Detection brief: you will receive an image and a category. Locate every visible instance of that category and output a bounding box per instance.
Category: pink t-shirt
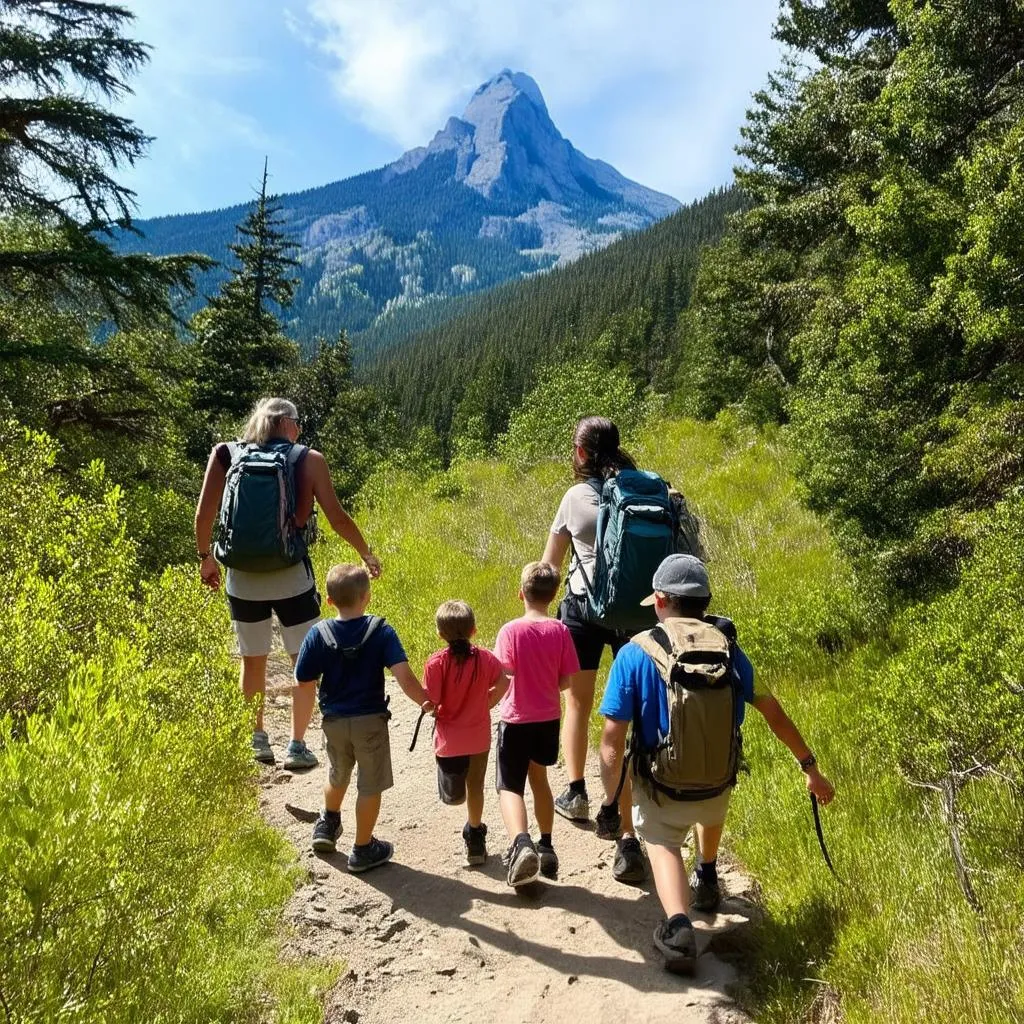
[423,646,504,757]
[494,617,580,724]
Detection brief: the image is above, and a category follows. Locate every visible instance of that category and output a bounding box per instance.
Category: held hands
[362,551,382,578]
[420,700,437,717]
[805,766,835,806]
[199,554,221,591]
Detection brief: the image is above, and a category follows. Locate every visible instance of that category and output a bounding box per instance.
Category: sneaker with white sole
[283,739,318,770]
[554,787,590,823]
[311,811,342,852]
[504,833,540,887]
[348,836,394,873]
[251,730,275,764]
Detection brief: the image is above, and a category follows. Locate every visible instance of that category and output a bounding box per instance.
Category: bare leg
[466,777,484,829]
[289,652,315,743]
[528,763,554,835]
[694,823,724,865]
[562,668,597,783]
[240,654,268,731]
[647,842,691,919]
[354,793,382,845]
[499,790,529,840]
[324,780,346,813]
[619,773,636,836]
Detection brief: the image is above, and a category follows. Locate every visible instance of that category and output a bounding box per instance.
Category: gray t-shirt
[550,482,600,597]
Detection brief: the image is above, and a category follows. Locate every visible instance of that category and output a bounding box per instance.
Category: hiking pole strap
[811,793,837,877]
[409,708,427,752]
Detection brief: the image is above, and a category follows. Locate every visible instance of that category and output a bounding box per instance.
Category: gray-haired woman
[194,396,381,767]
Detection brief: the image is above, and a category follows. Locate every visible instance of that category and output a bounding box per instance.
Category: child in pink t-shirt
[494,563,580,888]
[423,600,507,867]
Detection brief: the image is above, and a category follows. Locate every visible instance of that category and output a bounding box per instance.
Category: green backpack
[214,441,310,572]
[630,616,740,801]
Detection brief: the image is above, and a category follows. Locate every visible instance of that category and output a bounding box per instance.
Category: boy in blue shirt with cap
[595,554,835,974]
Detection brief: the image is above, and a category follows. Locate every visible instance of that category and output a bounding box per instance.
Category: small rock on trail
[260,672,756,1024]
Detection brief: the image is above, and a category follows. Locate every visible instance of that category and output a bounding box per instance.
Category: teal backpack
[572,470,681,633]
[214,441,310,572]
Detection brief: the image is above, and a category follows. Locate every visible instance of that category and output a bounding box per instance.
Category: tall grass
[316,413,1022,1023]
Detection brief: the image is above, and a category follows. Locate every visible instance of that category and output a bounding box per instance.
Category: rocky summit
[119,70,679,351]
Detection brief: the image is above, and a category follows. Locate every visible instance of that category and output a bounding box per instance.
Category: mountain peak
[465,69,548,120]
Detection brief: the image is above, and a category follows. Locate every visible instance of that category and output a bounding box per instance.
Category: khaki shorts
[633,783,733,849]
[322,713,394,796]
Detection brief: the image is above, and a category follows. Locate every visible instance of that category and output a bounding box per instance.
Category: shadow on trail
[337,858,694,995]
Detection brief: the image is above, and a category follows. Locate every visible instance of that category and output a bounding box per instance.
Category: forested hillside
[365,187,744,445]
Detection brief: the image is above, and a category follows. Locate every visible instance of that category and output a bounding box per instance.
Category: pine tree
[0,0,210,325]
[193,160,300,418]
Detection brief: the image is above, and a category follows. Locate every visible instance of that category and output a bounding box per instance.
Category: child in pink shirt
[423,600,507,866]
[494,562,580,888]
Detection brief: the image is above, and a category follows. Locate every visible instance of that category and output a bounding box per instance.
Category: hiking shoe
[689,869,722,913]
[554,787,590,823]
[348,837,394,873]
[505,833,541,887]
[653,914,697,974]
[251,730,275,764]
[594,801,622,840]
[463,822,488,866]
[311,811,342,853]
[613,835,647,884]
[537,839,559,880]
[283,739,319,770]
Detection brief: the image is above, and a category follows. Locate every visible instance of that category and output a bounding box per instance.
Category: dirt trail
[260,662,757,1024]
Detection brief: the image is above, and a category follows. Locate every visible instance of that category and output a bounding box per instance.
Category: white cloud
[299,0,782,197]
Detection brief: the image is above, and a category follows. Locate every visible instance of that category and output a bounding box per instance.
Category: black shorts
[227,586,321,627]
[495,719,560,796]
[436,751,489,805]
[558,592,629,672]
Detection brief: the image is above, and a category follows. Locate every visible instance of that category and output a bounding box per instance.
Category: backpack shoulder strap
[632,627,674,682]
[360,615,384,646]
[285,443,309,469]
[316,619,338,650]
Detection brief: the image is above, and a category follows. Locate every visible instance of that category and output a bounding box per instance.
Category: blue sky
[120,1,784,218]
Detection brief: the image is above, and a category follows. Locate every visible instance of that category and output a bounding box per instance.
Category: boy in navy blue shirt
[295,563,430,872]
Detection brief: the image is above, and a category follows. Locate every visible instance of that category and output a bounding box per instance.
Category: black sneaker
[612,835,647,884]
[505,833,540,887]
[594,801,622,840]
[463,822,488,866]
[689,869,722,913]
[554,787,590,822]
[537,839,559,880]
[311,811,342,853]
[653,914,697,974]
[348,836,394,873]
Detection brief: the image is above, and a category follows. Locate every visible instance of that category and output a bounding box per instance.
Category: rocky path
[259,664,757,1024]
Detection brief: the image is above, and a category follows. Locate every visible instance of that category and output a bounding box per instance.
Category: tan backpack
[631,617,740,801]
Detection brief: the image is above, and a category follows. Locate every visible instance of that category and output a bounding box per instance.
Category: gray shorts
[633,785,733,849]
[322,713,394,796]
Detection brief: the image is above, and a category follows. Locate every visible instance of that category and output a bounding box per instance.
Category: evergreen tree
[0,0,209,326]
[192,161,300,418]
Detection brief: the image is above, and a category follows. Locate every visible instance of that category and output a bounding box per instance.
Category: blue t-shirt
[294,616,408,718]
[599,632,758,750]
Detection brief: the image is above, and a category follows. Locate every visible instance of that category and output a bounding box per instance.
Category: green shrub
[0,423,335,1023]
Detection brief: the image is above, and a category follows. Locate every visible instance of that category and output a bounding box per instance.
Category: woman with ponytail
[423,600,508,867]
[540,415,647,884]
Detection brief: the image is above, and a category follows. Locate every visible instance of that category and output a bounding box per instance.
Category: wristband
[799,753,817,771]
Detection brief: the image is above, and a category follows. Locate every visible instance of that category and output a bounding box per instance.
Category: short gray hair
[241,397,298,445]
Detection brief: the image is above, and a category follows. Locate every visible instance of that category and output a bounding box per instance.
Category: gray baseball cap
[639,554,711,605]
